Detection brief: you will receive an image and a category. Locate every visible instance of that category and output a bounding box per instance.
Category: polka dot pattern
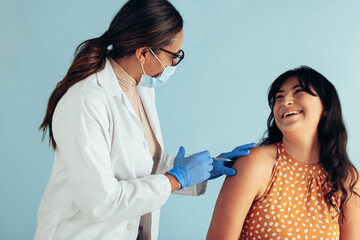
[239,142,340,240]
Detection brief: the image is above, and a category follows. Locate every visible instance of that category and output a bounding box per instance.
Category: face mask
[138,48,177,88]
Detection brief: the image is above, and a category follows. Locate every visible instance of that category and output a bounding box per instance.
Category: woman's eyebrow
[292,84,301,89]
[276,84,302,94]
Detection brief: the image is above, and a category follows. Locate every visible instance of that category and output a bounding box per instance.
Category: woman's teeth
[282,110,302,118]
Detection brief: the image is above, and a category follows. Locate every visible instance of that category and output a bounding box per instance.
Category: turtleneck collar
[109,57,137,92]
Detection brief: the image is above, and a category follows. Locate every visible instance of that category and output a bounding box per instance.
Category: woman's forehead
[280,76,299,88]
[276,76,300,92]
[168,29,184,52]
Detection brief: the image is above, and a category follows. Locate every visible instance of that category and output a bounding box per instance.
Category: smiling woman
[273,77,324,155]
[207,66,360,240]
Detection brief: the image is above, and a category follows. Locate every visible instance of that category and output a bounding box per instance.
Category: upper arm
[339,169,360,240]
[207,146,275,240]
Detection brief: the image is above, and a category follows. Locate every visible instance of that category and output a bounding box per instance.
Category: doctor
[36,0,255,239]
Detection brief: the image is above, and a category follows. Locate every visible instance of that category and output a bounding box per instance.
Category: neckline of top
[276,142,324,176]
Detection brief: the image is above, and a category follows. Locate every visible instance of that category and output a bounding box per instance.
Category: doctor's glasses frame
[159,48,185,66]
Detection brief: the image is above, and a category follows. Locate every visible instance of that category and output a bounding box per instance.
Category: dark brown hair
[260,66,359,220]
[40,0,183,149]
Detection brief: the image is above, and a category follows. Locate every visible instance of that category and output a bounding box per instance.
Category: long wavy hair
[39,0,183,149]
[260,66,359,219]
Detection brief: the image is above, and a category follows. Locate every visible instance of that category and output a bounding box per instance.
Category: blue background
[1,0,359,239]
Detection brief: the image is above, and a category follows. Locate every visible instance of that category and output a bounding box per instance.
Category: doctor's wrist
[164,173,182,192]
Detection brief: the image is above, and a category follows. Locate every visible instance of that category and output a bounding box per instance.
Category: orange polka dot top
[240,142,340,240]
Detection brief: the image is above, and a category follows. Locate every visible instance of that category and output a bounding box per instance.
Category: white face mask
[138,47,177,88]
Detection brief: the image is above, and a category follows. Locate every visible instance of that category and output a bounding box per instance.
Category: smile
[282,110,303,118]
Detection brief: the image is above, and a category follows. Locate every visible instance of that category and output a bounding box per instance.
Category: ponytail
[39,34,110,148]
[40,0,183,149]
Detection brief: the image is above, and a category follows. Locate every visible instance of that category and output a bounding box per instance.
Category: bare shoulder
[232,144,278,172]
[229,144,278,199]
[207,144,278,239]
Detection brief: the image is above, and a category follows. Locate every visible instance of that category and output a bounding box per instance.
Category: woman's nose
[283,96,294,106]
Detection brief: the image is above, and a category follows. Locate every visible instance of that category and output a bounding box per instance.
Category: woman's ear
[135,47,149,64]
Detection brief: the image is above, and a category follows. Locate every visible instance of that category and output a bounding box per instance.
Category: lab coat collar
[96,57,124,97]
[96,57,139,122]
[96,57,165,150]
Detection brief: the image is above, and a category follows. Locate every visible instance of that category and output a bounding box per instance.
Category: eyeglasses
[159,48,185,66]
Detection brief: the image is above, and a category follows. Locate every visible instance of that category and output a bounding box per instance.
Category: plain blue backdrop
[1,0,359,239]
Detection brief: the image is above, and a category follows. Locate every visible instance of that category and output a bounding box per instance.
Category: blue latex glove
[209,143,257,180]
[167,146,213,189]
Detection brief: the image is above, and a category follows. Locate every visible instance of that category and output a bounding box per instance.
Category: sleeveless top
[240,142,340,240]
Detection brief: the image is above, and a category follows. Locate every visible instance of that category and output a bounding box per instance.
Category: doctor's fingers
[233,143,256,151]
[175,146,186,158]
[207,162,214,172]
[199,163,213,179]
[218,165,236,176]
[199,154,213,165]
[191,154,213,165]
[219,143,256,159]
[191,150,211,159]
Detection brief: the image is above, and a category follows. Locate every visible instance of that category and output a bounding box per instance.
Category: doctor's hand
[166,146,213,190]
[208,142,257,180]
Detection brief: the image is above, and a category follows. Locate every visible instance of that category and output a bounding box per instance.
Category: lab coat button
[127,223,134,230]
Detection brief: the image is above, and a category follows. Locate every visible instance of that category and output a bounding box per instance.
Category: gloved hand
[167,146,213,189]
[209,143,257,180]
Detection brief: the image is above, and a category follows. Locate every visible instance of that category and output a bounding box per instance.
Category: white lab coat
[35,58,206,240]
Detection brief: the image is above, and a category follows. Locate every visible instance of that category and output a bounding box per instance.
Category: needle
[184,154,232,162]
[212,157,233,162]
